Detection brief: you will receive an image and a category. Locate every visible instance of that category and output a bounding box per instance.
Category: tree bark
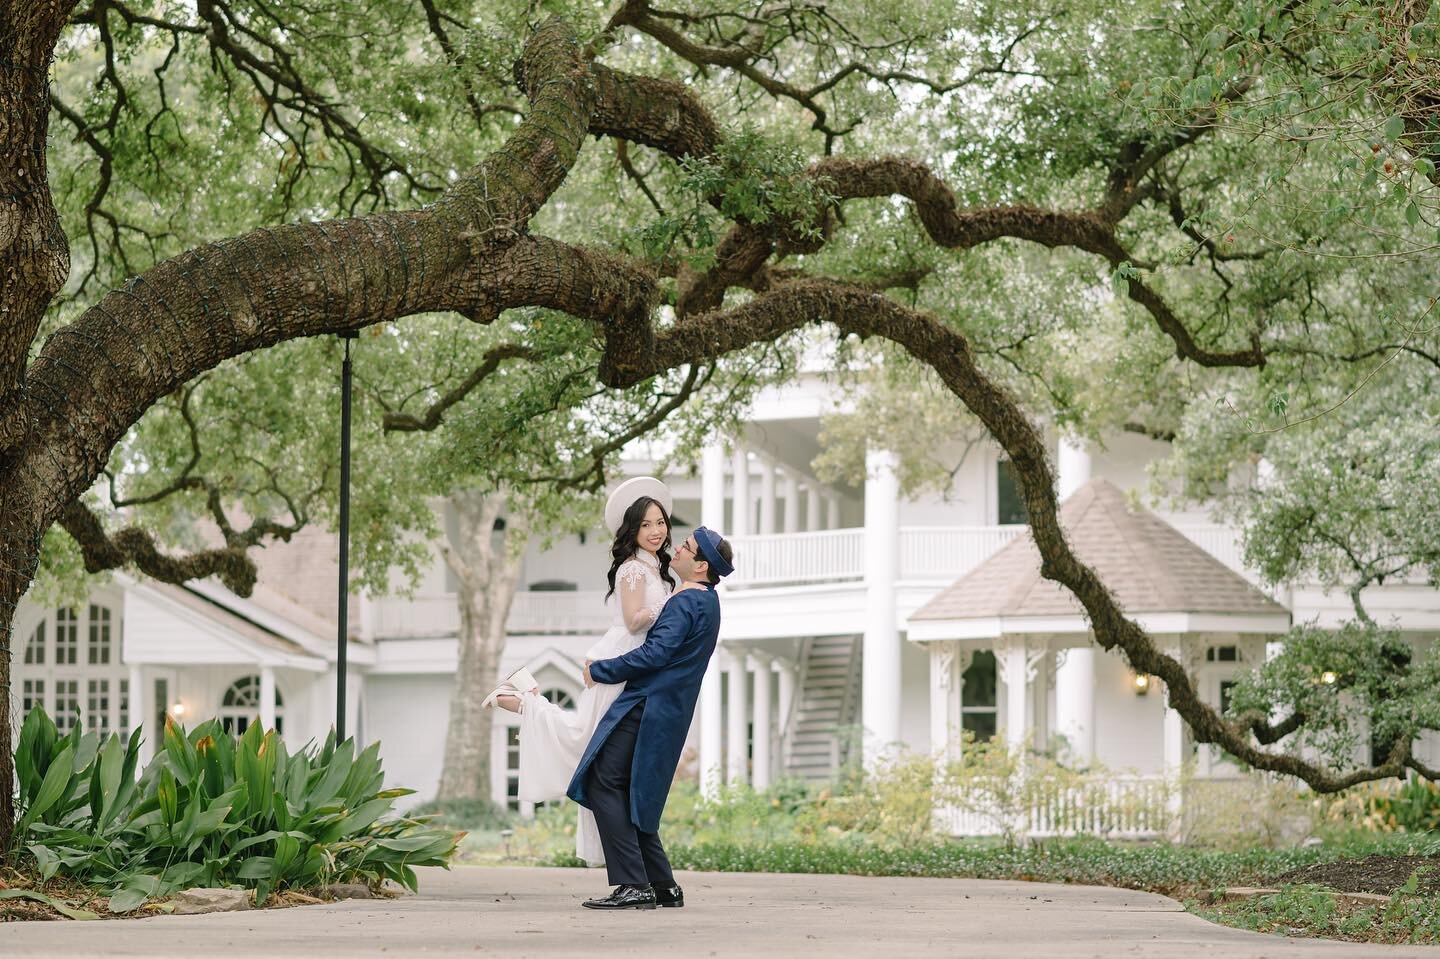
[0,1,75,454]
[435,490,529,804]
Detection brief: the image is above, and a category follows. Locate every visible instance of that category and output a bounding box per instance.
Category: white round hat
[604,476,674,535]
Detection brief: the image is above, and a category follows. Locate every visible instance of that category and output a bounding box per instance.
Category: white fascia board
[1172,612,1292,634]
[185,578,375,666]
[371,637,457,674]
[906,617,1005,641]
[122,580,326,671]
[906,610,1293,642]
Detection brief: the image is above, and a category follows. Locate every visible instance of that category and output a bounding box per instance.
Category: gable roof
[911,479,1287,624]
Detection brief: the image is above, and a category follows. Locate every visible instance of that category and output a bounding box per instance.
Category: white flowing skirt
[516,623,644,865]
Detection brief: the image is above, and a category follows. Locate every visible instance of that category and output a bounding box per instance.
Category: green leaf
[1407,202,1421,227]
[106,886,149,914]
[0,889,101,921]
[1385,115,1407,140]
[17,743,75,835]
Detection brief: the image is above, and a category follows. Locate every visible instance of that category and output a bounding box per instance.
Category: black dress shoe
[652,883,684,908]
[582,884,657,910]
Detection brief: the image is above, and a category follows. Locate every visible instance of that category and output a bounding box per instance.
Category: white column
[758,457,777,535]
[1057,435,1093,501]
[1162,642,1187,837]
[805,483,822,532]
[825,494,840,530]
[862,448,901,765]
[129,664,149,762]
[1054,646,1096,763]
[929,643,959,762]
[776,660,796,742]
[999,639,1030,751]
[700,439,727,797]
[731,445,751,537]
[702,442,726,531]
[749,654,772,791]
[780,470,799,535]
[725,652,750,786]
[259,665,277,733]
[699,666,723,798]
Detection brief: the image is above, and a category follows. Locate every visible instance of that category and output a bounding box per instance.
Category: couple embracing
[483,477,734,910]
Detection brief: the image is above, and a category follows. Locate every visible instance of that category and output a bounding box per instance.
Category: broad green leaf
[0,889,100,921]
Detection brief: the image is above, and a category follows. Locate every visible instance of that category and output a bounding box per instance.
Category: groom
[567,525,734,910]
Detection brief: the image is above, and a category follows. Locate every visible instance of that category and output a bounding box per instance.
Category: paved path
[2,866,1435,957]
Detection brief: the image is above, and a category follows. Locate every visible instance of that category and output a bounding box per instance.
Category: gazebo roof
[908,479,1289,639]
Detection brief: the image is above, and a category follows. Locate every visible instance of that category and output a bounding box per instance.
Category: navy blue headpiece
[692,526,734,578]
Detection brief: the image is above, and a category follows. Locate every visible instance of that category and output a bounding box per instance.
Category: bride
[482,476,681,865]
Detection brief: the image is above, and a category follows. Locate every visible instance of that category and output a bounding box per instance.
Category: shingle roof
[911,479,1286,622]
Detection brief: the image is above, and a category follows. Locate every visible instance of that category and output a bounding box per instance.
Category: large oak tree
[4,0,1439,846]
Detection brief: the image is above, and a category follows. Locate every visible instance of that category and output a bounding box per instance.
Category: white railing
[371,589,609,639]
[727,523,1263,590]
[1174,524,1255,581]
[939,775,1170,840]
[508,590,610,634]
[727,529,865,585]
[901,526,1026,580]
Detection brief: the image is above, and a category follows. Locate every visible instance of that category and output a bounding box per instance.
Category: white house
[13,368,1440,834]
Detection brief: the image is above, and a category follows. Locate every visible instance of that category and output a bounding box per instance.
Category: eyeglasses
[677,540,698,557]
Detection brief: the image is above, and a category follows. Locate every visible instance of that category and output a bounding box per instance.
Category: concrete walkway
[2,866,1435,958]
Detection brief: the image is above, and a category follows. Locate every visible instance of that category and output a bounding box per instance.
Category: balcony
[371,589,610,639]
[726,523,1256,590]
[367,523,1257,640]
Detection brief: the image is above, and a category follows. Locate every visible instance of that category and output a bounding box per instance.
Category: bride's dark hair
[606,496,676,599]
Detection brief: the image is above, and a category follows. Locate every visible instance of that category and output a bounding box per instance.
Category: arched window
[541,687,575,709]
[23,620,44,665]
[54,607,78,665]
[219,675,285,736]
[16,604,127,735]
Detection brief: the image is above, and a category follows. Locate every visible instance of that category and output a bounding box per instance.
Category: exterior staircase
[781,635,862,782]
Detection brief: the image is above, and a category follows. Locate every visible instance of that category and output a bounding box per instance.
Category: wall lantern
[1132,672,1151,696]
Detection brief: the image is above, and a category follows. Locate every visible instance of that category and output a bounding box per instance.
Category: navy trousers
[585,702,674,887]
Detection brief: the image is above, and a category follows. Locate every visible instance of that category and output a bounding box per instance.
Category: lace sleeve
[618,561,663,632]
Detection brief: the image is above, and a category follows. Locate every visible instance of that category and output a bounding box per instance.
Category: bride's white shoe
[482,666,540,710]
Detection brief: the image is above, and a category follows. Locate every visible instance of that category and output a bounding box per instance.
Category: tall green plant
[9,707,459,911]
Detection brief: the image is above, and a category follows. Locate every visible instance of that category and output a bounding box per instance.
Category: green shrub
[663,833,1438,895]
[1325,776,1440,834]
[8,706,461,911]
[1178,771,1318,849]
[410,796,514,832]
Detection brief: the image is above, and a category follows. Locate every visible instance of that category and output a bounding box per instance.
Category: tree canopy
[4,0,1440,843]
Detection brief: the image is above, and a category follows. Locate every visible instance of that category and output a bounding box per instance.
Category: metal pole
[336,332,357,740]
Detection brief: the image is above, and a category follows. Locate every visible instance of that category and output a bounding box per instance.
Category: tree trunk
[435,490,528,804]
[0,470,47,849]
[0,1,74,452]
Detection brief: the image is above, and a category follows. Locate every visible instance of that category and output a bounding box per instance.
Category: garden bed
[1272,854,1440,896]
[0,865,397,922]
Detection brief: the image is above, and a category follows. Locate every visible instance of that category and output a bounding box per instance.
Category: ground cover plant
[5,707,460,916]
[474,751,1440,943]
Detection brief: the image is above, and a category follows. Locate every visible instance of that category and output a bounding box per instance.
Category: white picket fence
[938,775,1171,840]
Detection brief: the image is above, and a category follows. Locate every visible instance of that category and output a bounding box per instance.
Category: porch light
[1132,673,1151,695]
[1320,670,1338,685]
[170,702,187,718]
